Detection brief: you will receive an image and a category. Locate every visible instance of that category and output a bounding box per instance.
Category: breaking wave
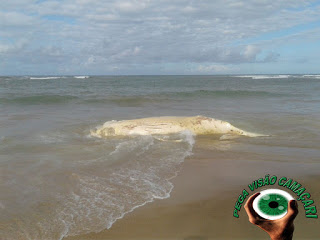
[29,76,66,80]
[74,76,89,79]
[234,75,291,79]
[302,75,320,79]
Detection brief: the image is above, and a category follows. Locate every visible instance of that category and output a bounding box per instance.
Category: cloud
[0,0,320,74]
[114,1,148,12]
[0,11,36,26]
[262,51,280,62]
[243,45,261,60]
[0,38,29,54]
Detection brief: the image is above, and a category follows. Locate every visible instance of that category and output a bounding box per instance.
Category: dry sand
[65,139,320,240]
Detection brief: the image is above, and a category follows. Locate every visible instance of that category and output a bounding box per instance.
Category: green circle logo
[253,189,294,220]
[258,193,288,216]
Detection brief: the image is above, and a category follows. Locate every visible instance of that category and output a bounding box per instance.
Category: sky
[1,0,320,75]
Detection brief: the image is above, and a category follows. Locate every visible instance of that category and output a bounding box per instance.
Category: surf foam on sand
[2,116,264,240]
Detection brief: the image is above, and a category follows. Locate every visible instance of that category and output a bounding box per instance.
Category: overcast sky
[1,0,320,75]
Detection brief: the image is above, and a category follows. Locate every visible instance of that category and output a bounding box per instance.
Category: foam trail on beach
[1,131,195,240]
[61,132,194,238]
[91,116,265,138]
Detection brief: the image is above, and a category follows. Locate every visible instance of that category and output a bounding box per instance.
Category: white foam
[74,76,89,79]
[302,74,320,79]
[55,133,195,238]
[109,135,154,156]
[29,76,64,80]
[4,117,262,240]
[234,75,290,79]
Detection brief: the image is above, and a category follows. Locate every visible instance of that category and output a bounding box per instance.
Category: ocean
[1,75,320,239]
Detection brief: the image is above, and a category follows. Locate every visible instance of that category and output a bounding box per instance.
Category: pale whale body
[91,116,264,138]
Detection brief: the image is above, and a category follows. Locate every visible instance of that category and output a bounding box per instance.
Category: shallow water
[0,75,320,239]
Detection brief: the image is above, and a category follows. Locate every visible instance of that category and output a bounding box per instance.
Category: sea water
[1,75,320,239]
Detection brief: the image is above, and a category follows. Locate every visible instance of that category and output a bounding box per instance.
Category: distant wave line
[0,95,78,104]
[29,76,66,80]
[234,75,291,79]
[74,76,89,79]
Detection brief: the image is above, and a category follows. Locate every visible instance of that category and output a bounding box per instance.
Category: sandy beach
[65,138,320,240]
[2,75,320,239]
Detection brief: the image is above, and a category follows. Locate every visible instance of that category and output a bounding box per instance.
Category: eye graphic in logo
[253,189,294,220]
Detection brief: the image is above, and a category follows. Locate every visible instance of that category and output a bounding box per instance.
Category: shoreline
[65,142,320,240]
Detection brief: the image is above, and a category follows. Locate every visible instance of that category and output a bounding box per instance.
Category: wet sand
[65,139,320,240]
